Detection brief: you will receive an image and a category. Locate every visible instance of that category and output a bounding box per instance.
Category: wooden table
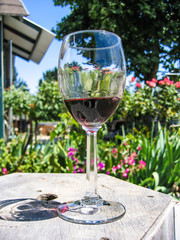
[0,173,178,240]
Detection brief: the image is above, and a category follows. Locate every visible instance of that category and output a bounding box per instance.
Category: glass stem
[85,130,98,199]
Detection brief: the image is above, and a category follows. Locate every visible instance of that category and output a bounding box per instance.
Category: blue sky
[15,0,71,93]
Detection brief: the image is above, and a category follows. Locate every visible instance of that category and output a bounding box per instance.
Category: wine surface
[65,97,120,128]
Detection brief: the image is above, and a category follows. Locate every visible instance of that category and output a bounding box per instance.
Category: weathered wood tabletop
[0,173,177,240]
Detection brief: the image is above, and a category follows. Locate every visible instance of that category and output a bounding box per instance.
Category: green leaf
[152,172,159,188]
[57,141,67,158]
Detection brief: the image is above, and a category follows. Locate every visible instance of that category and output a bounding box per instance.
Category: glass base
[57,197,126,224]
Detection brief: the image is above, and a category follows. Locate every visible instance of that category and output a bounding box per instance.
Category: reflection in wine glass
[57,30,126,224]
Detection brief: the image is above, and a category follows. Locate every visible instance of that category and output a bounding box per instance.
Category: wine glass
[57,30,126,224]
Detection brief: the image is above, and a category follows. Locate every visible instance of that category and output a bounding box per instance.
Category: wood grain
[0,173,176,240]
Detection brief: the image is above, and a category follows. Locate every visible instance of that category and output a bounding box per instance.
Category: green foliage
[38,67,57,86]
[4,80,65,122]
[3,85,33,117]
[2,67,180,199]
[154,84,180,123]
[138,124,180,196]
[35,80,64,121]
[52,0,180,80]
[115,78,180,131]
[1,121,179,198]
[97,123,180,198]
[13,67,28,89]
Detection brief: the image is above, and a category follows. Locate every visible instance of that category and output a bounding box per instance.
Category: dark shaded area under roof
[0,0,29,16]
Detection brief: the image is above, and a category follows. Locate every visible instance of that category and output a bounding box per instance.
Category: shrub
[115,77,180,131]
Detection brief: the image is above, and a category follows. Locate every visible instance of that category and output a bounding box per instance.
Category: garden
[1,74,180,200]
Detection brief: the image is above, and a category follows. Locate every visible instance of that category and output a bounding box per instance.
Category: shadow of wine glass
[0,198,60,221]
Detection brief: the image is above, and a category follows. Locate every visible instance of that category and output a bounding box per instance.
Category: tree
[52,0,180,80]
[38,67,58,86]
[13,67,28,89]
[35,81,64,121]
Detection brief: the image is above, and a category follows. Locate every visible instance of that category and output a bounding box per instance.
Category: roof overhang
[3,15,55,63]
[0,0,29,17]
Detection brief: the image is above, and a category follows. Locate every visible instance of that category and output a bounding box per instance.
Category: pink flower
[130,77,136,82]
[174,82,180,89]
[98,162,105,171]
[68,148,77,158]
[131,152,137,158]
[106,171,110,175]
[112,148,118,154]
[123,142,127,146]
[122,172,128,178]
[73,171,77,173]
[68,152,75,157]
[128,159,135,165]
[137,146,142,151]
[112,147,118,158]
[77,168,83,173]
[116,164,122,169]
[68,148,75,151]
[125,168,130,173]
[128,155,135,165]
[136,82,141,88]
[139,160,146,169]
[75,158,79,164]
[112,166,117,173]
[178,98,180,101]
[2,168,7,174]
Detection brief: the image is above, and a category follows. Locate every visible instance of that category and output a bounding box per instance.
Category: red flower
[159,80,164,86]
[146,81,156,88]
[174,82,180,89]
[152,78,158,83]
[158,77,174,86]
[163,77,174,86]
[136,82,141,88]
[130,77,136,82]
[149,82,156,88]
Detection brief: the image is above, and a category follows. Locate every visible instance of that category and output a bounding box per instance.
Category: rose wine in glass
[57,30,126,224]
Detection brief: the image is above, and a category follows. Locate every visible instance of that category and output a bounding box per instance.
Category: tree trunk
[144,39,160,80]
[144,60,159,80]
